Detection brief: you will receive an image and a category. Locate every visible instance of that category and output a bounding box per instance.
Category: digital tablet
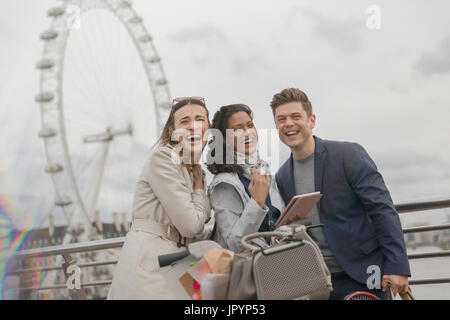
[275,192,323,227]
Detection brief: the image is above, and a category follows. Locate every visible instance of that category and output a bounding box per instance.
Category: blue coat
[275,136,411,284]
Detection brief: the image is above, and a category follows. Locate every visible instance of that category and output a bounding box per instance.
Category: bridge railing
[4,198,450,299]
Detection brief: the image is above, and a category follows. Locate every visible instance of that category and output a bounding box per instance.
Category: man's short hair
[270,88,313,117]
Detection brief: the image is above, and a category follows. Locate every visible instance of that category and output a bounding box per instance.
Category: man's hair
[270,88,313,117]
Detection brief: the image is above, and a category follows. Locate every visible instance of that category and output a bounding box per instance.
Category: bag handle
[241,231,288,251]
[388,283,416,300]
[399,287,415,300]
[240,225,314,251]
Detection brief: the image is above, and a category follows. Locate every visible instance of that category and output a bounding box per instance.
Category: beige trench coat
[107,145,210,299]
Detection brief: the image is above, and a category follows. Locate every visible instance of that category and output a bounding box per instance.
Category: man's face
[274,101,316,151]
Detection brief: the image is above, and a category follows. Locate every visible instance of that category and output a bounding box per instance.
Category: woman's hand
[192,164,204,190]
[248,168,271,208]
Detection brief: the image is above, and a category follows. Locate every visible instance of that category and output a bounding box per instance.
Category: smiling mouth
[188,135,202,143]
[285,130,300,137]
[244,137,255,145]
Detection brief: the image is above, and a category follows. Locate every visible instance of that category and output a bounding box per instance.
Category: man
[271,88,410,300]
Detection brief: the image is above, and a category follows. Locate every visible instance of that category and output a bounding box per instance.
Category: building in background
[404,216,450,250]
[3,212,130,300]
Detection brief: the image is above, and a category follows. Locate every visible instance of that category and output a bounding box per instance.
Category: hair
[206,104,253,177]
[157,98,209,147]
[270,88,313,117]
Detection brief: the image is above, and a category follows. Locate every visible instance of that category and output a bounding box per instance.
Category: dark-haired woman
[108,97,211,299]
[207,104,284,253]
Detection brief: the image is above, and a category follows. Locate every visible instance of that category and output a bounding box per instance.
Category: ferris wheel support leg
[85,141,111,234]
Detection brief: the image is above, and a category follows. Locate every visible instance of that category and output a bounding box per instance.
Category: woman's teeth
[188,135,201,142]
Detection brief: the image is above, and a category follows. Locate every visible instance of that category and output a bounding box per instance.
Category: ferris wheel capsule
[118,0,132,8]
[147,56,161,63]
[40,30,59,40]
[128,16,142,24]
[36,59,55,69]
[38,128,57,138]
[45,164,64,174]
[55,196,73,207]
[35,92,55,103]
[48,7,66,17]
[138,35,152,43]
[155,78,167,86]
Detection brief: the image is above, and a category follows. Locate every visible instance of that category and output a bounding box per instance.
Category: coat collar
[208,172,247,197]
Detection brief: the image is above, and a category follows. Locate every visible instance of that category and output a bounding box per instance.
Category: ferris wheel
[36,0,171,240]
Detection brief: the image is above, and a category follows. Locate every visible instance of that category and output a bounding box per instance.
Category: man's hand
[382,274,409,298]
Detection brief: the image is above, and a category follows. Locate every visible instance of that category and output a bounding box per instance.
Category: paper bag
[203,248,233,274]
[179,272,196,297]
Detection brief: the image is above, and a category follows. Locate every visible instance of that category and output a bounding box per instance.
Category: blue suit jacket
[275,136,411,284]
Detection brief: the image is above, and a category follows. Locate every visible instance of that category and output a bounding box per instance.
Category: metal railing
[5,198,450,298]
[5,237,124,298]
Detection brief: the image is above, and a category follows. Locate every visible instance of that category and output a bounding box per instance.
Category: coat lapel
[285,154,296,203]
[182,165,194,193]
[314,136,327,212]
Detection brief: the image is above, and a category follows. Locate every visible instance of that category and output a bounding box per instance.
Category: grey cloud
[168,23,270,75]
[169,24,230,46]
[375,149,450,186]
[372,150,450,206]
[168,24,230,69]
[291,6,363,53]
[415,35,450,75]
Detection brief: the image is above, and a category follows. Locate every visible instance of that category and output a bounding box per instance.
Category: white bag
[201,274,230,300]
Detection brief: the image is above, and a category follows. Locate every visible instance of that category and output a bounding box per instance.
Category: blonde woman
[108,97,211,299]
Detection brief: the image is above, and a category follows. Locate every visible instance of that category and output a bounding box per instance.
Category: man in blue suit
[271,88,410,300]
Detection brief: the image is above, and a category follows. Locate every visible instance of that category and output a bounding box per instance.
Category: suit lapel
[285,154,296,203]
[314,136,327,212]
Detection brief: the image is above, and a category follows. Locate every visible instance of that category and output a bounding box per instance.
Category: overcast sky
[1,0,450,230]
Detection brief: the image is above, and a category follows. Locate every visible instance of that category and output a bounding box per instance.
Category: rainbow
[0,194,54,300]
[1,193,17,299]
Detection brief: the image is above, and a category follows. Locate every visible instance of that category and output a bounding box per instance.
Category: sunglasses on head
[172,96,206,108]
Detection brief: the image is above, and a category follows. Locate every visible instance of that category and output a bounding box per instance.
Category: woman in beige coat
[107,97,211,299]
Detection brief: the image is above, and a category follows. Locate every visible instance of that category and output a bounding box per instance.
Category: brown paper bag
[179,272,196,297]
[203,248,233,274]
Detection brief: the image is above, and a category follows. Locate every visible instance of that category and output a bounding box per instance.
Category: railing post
[61,253,85,300]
